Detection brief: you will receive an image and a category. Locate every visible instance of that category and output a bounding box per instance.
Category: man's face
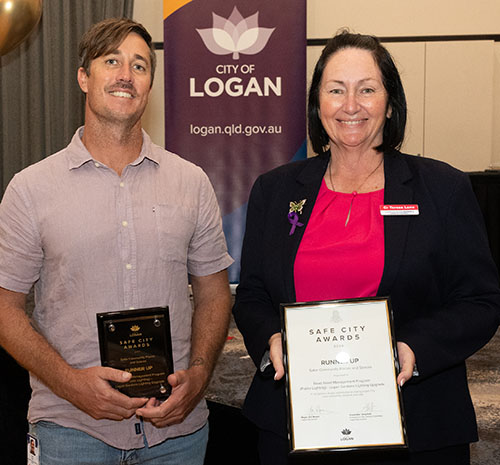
[77,32,152,126]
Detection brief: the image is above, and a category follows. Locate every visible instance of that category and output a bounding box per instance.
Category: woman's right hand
[268,332,285,380]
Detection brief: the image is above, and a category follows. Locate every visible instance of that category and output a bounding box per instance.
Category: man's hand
[61,366,148,420]
[0,287,146,421]
[136,365,208,428]
[136,269,231,429]
[397,341,416,387]
[269,332,285,381]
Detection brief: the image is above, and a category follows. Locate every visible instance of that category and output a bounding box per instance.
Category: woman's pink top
[294,179,385,302]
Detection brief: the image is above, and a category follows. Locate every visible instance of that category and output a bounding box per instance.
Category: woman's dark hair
[308,30,407,154]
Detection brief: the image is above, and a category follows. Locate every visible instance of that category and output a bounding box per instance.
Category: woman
[233,31,500,465]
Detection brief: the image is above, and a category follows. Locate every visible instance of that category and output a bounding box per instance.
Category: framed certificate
[281,297,407,454]
[97,307,174,399]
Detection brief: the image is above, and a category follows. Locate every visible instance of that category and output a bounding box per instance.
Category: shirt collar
[66,126,160,170]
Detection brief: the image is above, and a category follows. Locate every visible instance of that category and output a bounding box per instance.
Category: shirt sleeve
[187,169,233,276]
[0,174,44,293]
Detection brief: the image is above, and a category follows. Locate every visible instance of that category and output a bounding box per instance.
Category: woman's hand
[269,333,285,380]
[397,341,416,387]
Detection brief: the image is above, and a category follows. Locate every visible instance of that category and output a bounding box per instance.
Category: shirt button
[125,264,132,270]
[94,162,100,167]
[122,221,128,227]
[120,182,125,187]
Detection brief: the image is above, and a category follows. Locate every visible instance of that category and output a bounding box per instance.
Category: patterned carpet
[468,328,500,465]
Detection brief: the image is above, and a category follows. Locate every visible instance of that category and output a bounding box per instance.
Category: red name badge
[380,204,419,216]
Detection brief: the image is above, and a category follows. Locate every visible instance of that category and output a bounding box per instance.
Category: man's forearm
[0,287,147,420]
[0,287,74,398]
[189,270,232,379]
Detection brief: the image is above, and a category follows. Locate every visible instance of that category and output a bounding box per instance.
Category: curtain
[0,3,134,464]
[0,0,134,195]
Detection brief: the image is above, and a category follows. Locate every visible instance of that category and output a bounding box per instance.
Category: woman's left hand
[269,333,285,381]
[397,341,416,387]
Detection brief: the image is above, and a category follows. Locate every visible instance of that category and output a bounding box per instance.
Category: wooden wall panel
[308,0,500,38]
[386,43,425,156]
[424,41,494,171]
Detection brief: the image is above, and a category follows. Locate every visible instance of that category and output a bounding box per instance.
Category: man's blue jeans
[29,420,208,465]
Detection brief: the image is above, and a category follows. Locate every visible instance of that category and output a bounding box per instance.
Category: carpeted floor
[468,329,500,465]
[206,319,500,465]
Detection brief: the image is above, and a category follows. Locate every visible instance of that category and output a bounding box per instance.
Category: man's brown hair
[78,17,156,86]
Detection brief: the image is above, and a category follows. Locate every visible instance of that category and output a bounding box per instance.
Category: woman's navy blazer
[233,149,500,451]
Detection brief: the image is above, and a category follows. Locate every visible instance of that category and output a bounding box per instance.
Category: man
[0,18,233,464]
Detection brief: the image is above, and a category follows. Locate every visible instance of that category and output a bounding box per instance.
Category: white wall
[134,0,500,171]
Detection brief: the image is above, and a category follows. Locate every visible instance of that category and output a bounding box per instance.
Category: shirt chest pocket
[154,204,196,263]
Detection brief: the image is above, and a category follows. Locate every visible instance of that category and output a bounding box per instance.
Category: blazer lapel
[378,151,414,296]
[281,153,330,302]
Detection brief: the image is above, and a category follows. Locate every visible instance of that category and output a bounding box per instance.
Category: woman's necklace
[328,157,384,227]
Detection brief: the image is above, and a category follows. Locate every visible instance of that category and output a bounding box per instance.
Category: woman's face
[318,47,390,152]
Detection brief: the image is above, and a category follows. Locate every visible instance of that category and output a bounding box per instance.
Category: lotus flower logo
[196,7,275,60]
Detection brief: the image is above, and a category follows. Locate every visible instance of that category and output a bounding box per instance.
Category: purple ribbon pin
[288,212,304,235]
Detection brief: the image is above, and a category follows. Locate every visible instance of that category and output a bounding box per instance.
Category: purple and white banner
[164,0,306,281]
